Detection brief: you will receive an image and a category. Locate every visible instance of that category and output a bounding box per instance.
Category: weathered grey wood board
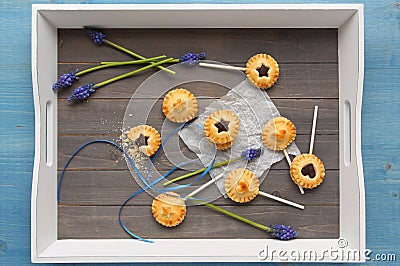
[58,205,339,239]
[58,170,339,206]
[57,28,339,240]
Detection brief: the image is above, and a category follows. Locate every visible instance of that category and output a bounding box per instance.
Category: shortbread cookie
[261,117,296,151]
[245,54,279,89]
[126,125,161,157]
[152,192,186,227]
[162,88,198,123]
[204,110,240,145]
[290,154,326,189]
[225,168,259,203]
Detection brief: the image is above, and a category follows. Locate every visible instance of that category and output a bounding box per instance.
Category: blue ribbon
[58,122,217,243]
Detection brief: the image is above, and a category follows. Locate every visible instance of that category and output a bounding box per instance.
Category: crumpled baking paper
[179,79,301,196]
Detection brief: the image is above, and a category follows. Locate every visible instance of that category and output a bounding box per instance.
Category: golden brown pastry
[204,110,240,148]
[245,53,279,89]
[290,154,326,189]
[162,88,198,123]
[215,141,233,151]
[204,138,233,151]
[224,168,259,203]
[261,117,296,151]
[151,192,186,227]
[126,125,161,157]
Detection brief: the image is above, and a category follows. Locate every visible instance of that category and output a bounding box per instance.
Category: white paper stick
[283,149,305,195]
[185,173,224,199]
[258,191,304,210]
[309,105,319,154]
[283,149,292,165]
[199,62,246,71]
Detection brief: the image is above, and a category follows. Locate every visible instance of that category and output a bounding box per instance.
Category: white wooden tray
[31,4,365,263]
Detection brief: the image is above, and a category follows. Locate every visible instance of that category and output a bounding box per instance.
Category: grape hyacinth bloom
[52,56,168,92]
[52,71,79,91]
[85,28,176,74]
[67,84,96,103]
[269,224,299,240]
[163,148,263,186]
[85,29,206,71]
[66,58,174,104]
[179,52,206,64]
[87,28,106,44]
[192,199,298,241]
[241,147,263,161]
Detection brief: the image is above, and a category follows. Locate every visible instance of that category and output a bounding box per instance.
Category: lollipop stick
[258,191,304,210]
[199,62,246,71]
[283,150,305,195]
[309,106,319,154]
[283,149,292,165]
[185,173,224,199]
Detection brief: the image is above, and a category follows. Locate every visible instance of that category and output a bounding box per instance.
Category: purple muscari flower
[179,52,206,64]
[52,71,79,91]
[241,148,263,161]
[269,224,298,240]
[87,28,106,45]
[67,84,96,103]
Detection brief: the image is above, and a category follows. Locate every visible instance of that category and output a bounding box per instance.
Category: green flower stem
[94,58,174,88]
[75,56,168,76]
[163,157,241,186]
[101,56,181,65]
[100,55,166,65]
[190,198,271,232]
[102,58,181,66]
[104,39,175,74]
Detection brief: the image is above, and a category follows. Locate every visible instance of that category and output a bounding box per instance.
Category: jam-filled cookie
[261,117,296,151]
[245,54,279,89]
[162,88,198,123]
[224,168,259,203]
[126,125,161,157]
[204,110,240,147]
[290,154,326,189]
[152,192,186,227]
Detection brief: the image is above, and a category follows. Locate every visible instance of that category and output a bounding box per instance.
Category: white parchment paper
[179,79,301,196]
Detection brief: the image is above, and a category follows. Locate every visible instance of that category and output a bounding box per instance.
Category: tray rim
[31,3,365,263]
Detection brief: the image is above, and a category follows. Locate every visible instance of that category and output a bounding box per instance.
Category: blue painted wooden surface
[0,0,399,265]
